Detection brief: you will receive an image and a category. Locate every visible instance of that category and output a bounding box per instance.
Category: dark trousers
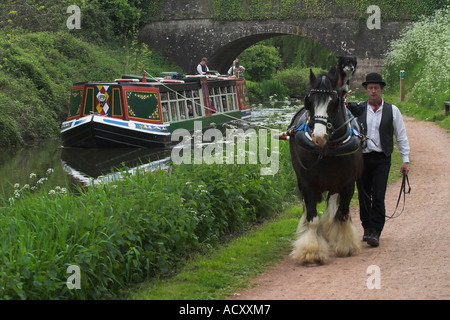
[357,152,391,234]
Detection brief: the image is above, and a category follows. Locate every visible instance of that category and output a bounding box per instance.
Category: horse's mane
[311,73,335,91]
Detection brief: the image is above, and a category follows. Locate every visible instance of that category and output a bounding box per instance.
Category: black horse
[288,69,363,265]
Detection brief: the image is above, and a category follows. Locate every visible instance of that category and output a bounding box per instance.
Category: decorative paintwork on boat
[61,73,251,148]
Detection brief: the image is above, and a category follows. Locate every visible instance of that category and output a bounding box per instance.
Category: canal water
[0,102,300,199]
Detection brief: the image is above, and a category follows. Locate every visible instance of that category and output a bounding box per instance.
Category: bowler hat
[362,73,386,87]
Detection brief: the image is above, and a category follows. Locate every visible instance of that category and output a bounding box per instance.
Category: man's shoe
[367,232,380,247]
[363,229,371,242]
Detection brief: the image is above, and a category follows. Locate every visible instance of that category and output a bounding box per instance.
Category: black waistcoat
[357,101,394,157]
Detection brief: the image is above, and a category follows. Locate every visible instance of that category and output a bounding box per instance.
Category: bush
[275,67,325,99]
[383,6,450,110]
[239,44,282,81]
[0,139,294,299]
[245,79,288,102]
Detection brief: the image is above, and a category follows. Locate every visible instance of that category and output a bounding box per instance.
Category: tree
[239,44,281,81]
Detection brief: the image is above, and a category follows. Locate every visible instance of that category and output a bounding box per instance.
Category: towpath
[231,116,450,300]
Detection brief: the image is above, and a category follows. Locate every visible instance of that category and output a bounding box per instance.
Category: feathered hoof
[329,220,361,257]
[290,225,329,265]
[290,248,329,266]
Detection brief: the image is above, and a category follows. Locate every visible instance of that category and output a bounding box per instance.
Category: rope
[386,172,411,220]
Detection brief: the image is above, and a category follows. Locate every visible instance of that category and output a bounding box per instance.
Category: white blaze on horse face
[311,97,331,147]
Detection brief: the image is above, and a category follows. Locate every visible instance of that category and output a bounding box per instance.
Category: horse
[288,69,363,265]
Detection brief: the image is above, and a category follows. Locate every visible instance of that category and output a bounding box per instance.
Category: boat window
[170,102,178,121]
[222,96,228,112]
[160,92,168,101]
[187,101,194,118]
[214,96,222,112]
[161,102,169,122]
[179,100,187,120]
[126,90,161,121]
[195,99,203,117]
[159,88,206,121]
[68,89,83,118]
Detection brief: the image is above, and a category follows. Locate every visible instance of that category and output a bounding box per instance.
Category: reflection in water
[61,147,172,186]
[0,139,71,198]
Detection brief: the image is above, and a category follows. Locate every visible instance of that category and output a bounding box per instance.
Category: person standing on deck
[197,57,209,75]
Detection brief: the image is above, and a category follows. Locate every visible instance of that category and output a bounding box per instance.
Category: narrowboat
[60,72,251,148]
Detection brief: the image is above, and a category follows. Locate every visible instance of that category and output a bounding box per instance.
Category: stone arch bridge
[139,1,408,85]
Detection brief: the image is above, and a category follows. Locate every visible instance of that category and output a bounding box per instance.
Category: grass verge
[127,142,404,300]
[127,206,301,300]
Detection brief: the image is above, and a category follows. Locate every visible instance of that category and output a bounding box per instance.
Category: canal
[0,102,299,199]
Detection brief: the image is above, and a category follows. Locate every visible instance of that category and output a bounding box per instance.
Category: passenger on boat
[227,58,245,77]
[197,57,209,75]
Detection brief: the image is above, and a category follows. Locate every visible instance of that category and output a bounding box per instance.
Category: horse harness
[305,88,342,139]
[281,88,366,171]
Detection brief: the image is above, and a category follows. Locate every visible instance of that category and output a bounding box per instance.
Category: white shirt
[363,100,410,163]
[197,63,209,75]
[227,65,245,75]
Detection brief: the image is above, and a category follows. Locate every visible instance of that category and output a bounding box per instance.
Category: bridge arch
[139,18,406,85]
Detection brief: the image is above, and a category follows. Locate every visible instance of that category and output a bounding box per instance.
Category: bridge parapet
[141,1,409,86]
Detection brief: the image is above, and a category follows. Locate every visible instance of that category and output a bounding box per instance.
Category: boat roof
[72,74,242,90]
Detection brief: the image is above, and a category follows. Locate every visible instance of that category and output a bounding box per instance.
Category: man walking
[348,73,410,247]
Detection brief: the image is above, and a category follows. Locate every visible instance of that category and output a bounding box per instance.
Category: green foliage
[239,44,282,81]
[130,208,300,300]
[246,80,288,102]
[275,67,325,98]
[0,29,179,147]
[383,7,450,111]
[0,140,295,299]
[265,36,337,70]
[210,0,449,21]
[241,36,334,101]
[0,0,165,39]
[210,0,328,20]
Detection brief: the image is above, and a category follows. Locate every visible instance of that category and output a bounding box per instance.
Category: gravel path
[232,116,450,300]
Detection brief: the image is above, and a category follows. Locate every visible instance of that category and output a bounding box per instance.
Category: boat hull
[61,115,170,148]
[60,111,249,148]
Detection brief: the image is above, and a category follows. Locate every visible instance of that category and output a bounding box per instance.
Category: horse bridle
[305,88,342,137]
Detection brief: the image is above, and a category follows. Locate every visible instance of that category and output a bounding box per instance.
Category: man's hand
[400,162,409,175]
